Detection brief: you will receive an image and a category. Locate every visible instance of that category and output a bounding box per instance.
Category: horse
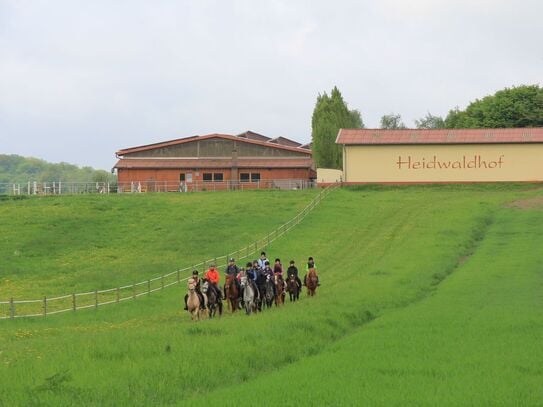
[240,274,257,315]
[202,279,223,318]
[261,276,275,310]
[306,267,318,296]
[186,280,204,321]
[274,274,285,306]
[224,274,239,313]
[286,274,300,302]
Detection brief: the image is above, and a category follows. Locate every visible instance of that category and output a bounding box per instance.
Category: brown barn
[114,132,315,192]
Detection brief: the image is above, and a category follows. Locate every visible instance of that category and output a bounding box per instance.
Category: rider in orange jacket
[205,263,222,299]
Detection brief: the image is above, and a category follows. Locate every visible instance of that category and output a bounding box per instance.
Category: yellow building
[336,128,543,183]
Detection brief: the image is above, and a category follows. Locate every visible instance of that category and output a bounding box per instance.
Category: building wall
[118,168,312,185]
[344,144,543,183]
[316,168,343,183]
[125,138,308,158]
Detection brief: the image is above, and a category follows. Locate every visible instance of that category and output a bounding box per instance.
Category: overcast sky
[1,0,541,170]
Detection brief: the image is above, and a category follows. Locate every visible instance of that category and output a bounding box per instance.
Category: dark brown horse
[224,274,239,313]
[306,267,318,296]
[286,274,300,302]
[274,274,285,306]
[202,279,223,318]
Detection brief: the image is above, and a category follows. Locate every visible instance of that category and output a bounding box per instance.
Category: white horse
[240,274,257,315]
[186,280,202,321]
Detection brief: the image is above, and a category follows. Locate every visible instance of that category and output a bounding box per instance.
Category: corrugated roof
[268,136,302,147]
[114,157,313,170]
[236,130,271,142]
[116,133,311,156]
[336,128,543,145]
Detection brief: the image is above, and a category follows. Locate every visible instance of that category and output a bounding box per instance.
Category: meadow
[0,185,541,406]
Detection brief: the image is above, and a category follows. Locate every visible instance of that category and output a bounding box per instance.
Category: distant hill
[0,154,116,184]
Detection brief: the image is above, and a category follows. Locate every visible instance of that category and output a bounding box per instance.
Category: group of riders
[184,251,319,311]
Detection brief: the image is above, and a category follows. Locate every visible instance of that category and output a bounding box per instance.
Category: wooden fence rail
[0,185,337,319]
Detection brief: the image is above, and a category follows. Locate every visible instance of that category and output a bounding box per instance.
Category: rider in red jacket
[205,264,222,299]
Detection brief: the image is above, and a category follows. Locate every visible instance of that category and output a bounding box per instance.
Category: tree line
[311,84,543,168]
[0,154,116,184]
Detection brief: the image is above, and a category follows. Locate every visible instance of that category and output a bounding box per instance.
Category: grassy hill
[0,154,116,184]
[0,185,542,406]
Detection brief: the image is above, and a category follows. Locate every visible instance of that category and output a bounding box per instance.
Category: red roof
[114,157,313,170]
[268,136,302,147]
[117,133,311,156]
[336,128,543,145]
[236,131,271,142]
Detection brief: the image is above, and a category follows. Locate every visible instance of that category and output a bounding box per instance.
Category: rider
[263,260,276,296]
[304,256,320,286]
[256,261,267,301]
[257,251,269,270]
[273,258,283,277]
[274,258,285,291]
[245,261,259,300]
[225,257,241,302]
[286,260,302,291]
[184,270,206,310]
[205,262,222,300]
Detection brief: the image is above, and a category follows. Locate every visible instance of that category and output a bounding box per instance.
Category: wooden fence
[0,186,336,319]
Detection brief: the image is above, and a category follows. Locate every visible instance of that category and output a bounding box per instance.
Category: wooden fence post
[116,288,120,303]
[148,280,151,295]
[177,270,180,283]
[10,298,14,319]
[133,283,136,299]
[72,293,76,311]
[95,290,98,309]
[43,296,47,317]
[161,275,164,290]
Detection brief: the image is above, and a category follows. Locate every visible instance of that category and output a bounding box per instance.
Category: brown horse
[306,267,318,296]
[224,274,239,313]
[274,274,285,306]
[286,274,300,302]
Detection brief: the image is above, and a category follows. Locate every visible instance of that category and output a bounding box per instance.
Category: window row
[201,173,261,182]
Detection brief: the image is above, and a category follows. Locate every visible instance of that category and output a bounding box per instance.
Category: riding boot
[183,294,188,310]
[198,294,205,310]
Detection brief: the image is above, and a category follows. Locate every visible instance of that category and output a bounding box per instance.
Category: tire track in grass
[194,208,507,405]
[180,190,498,404]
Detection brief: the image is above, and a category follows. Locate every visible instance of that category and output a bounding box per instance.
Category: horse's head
[202,281,209,293]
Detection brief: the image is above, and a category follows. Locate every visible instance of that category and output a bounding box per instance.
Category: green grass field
[0,186,542,406]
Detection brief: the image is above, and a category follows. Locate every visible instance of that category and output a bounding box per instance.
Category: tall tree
[311,87,363,169]
[444,85,543,128]
[380,113,406,129]
[415,112,445,129]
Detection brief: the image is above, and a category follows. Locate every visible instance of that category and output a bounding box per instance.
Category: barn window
[214,173,223,182]
[203,173,213,182]
[251,173,261,182]
[240,173,250,182]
